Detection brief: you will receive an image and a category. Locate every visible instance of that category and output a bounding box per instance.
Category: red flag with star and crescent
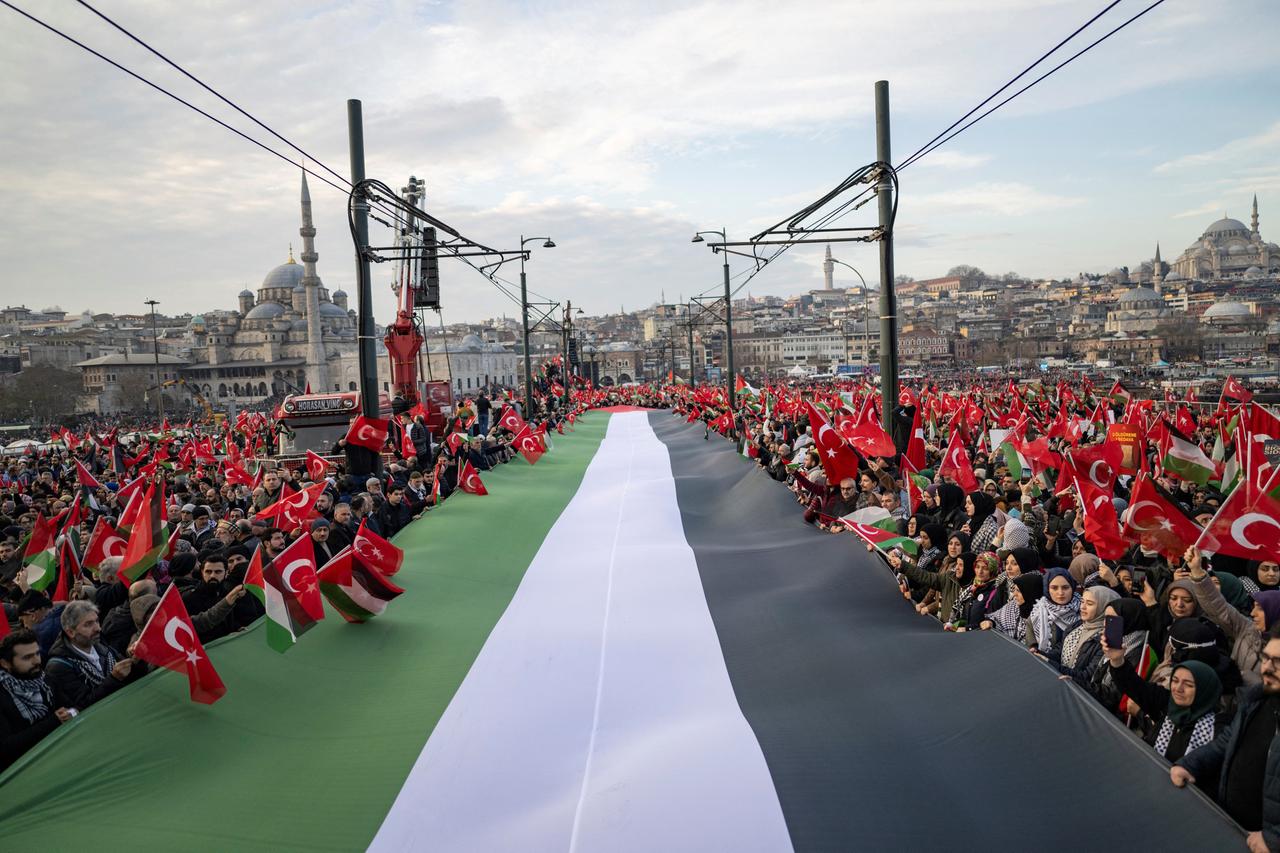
[255,482,326,532]
[1122,474,1203,560]
[1197,482,1280,562]
[458,459,488,496]
[305,450,329,483]
[345,415,389,452]
[133,584,226,704]
[938,430,979,493]
[353,519,405,576]
[804,402,860,486]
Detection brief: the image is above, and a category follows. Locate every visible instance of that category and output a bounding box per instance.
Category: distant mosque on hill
[181,173,363,401]
[1171,196,1277,280]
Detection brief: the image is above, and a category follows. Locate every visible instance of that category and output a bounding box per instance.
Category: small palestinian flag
[118,481,168,584]
[1162,426,1215,486]
[839,518,918,555]
[1109,380,1132,406]
[22,513,58,591]
[317,546,404,623]
[246,536,325,653]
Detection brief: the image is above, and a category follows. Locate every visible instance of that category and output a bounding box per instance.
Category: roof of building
[1116,286,1162,305]
[75,353,188,367]
[1202,217,1250,238]
[244,301,287,321]
[1202,301,1252,320]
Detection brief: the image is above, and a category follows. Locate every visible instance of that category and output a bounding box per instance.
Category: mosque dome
[332,289,347,298]
[244,302,286,321]
[1202,217,1250,239]
[1202,301,1251,321]
[261,259,305,290]
[189,314,206,327]
[1246,266,1264,278]
[319,302,348,318]
[1117,286,1161,305]
[238,288,254,298]
[1164,271,1183,281]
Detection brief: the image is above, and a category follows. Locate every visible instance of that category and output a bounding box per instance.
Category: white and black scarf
[1154,713,1215,760]
[52,644,117,690]
[0,669,54,724]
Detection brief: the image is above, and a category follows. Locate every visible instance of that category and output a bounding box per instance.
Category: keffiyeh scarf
[0,669,54,724]
[1029,595,1081,653]
[1155,713,1215,759]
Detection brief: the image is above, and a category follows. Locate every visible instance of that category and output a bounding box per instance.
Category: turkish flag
[269,533,326,623]
[256,482,326,532]
[458,460,488,495]
[353,519,404,576]
[905,406,926,472]
[133,585,226,704]
[513,425,545,465]
[1198,483,1280,562]
[497,405,527,434]
[938,430,979,493]
[82,517,127,570]
[1077,479,1129,560]
[805,403,860,486]
[345,415,390,452]
[305,450,329,483]
[1122,474,1203,560]
[1066,441,1122,498]
[1222,375,1253,404]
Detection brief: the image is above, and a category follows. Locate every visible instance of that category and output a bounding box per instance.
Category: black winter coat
[1179,685,1280,847]
[0,685,60,770]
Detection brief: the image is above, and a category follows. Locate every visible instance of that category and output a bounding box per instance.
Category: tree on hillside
[947,265,986,281]
[0,366,85,422]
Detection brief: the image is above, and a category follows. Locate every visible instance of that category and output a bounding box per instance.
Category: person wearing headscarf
[999,546,1041,604]
[913,531,970,619]
[898,544,972,628]
[1242,559,1280,597]
[1027,567,1082,653]
[964,491,1000,554]
[1068,553,1102,588]
[1217,570,1255,615]
[1090,598,1155,712]
[985,572,1045,642]
[1185,548,1279,689]
[1103,633,1222,765]
[916,522,948,575]
[1147,616,1243,716]
[1050,585,1121,688]
[950,553,1004,631]
[1151,578,1204,659]
[933,483,966,531]
[999,517,1032,552]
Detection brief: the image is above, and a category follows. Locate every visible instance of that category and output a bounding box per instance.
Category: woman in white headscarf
[1049,585,1120,689]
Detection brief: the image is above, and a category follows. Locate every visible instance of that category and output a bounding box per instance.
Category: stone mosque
[181,173,362,402]
[1170,196,1278,280]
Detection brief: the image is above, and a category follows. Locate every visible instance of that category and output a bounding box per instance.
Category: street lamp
[692,229,733,404]
[144,299,163,421]
[829,257,870,374]
[520,235,555,417]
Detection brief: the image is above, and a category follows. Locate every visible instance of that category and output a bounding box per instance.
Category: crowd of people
[0,387,569,772]
[674,375,1279,852]
[3,368,1277,849]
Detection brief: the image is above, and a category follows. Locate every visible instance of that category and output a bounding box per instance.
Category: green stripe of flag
[0,416,612,850]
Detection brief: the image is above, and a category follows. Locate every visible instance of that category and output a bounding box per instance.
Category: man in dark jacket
[1174,624,1280,853]
[181,552,257,643]
[310,519,337,568]
[0,629,73,770]
[44,600,134,711]
[100,579,157,656]
[372,485,414,538]
[327,503,357,553]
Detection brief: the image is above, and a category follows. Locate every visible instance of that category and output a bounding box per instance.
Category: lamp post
[519,235,556,417]
[829,257,869,374]
[144,299,163,421]
[691,229,733,403]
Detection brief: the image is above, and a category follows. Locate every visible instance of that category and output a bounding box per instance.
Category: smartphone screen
[1131,570,1147,592]
[1103,614,1124,649]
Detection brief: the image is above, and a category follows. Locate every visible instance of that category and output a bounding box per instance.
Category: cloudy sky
[1,0,1277,325]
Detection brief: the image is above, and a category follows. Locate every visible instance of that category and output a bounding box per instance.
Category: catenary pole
[875,81,898,430]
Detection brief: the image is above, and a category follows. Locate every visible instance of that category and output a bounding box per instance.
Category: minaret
[299,171,328,392]
[823,244,834,291]
[1252,194,1260,238]
[1152,243,1163,293]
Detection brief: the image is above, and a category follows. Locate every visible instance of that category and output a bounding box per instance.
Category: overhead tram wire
[897,0,1170,171]
[894,0,1124,172]
[70,0,351,190]
[717,0,1165,294]
[7,0,538,314]
[0,0,356,198]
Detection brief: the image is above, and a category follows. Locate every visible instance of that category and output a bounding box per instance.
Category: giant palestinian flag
[0,411,1242,850]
